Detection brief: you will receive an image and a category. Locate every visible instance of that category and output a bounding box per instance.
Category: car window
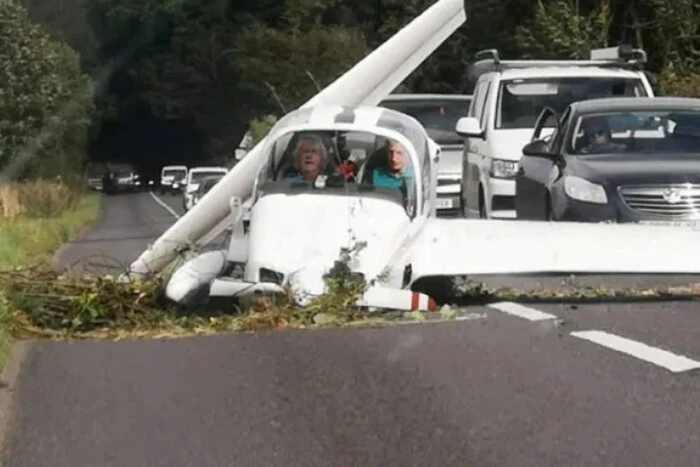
[496,77,647,129]
[379,98,471,145]
[568,110,700,154]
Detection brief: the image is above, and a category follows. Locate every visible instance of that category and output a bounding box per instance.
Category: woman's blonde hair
[294,134,327,166]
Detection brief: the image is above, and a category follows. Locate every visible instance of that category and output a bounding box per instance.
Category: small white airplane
[129,0,700,308]
[165,104,700,311]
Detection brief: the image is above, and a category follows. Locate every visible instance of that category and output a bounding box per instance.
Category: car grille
[618,184,700,219]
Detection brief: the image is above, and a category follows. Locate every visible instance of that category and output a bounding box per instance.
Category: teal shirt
[372,167,412,188]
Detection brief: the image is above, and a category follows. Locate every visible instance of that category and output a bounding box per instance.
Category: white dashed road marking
[487,301,558,321]
[571,330,700,373]
[149,191,180,219]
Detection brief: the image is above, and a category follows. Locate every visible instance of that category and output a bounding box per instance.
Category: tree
[233,24,368,110]
[514,0,611,59]
[0,0,95,180]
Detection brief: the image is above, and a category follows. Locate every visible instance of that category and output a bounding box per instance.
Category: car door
[515,107,564,219]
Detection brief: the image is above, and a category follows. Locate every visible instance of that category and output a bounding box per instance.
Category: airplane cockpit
[253,126,427,217]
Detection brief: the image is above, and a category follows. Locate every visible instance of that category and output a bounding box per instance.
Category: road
[3,191,700,466]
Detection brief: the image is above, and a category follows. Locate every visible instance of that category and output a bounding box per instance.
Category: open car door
[531,106,559,143]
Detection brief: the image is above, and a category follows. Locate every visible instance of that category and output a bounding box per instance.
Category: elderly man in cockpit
[372,139,413,188]
[287,134,327,182]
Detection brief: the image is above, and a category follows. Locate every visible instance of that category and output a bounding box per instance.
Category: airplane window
[255,129,419,217]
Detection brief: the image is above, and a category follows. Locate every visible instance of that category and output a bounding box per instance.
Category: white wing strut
[128,0,466,276]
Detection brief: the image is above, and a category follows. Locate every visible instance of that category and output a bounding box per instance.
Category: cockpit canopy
[253,106,435,217]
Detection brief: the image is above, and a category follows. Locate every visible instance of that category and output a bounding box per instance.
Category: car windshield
[569,110,700,155]
[201,177,223,192]
[190,171,225,183]
[497,77,648,129]
[379,98,470,145]
[110,165,134,177]
[255,129,420,214]
[163,169,185,177]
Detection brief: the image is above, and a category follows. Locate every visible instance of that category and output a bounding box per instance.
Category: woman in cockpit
[285,134,328,181]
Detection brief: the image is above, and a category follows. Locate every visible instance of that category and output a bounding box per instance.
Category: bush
[0,180,84,220]
[249,115,278,144]
[657,69,700,97]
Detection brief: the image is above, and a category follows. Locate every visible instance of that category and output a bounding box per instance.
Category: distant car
[85,162,107,191]
[103,163,140,194]
[183,166,228,211]
[191,175,224,208]
[515,96,700,226]
[379,93,472,215]
[160,165,188,195]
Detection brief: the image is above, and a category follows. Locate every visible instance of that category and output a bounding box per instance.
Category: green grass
[0,193,100,270]
[0,192,100,372]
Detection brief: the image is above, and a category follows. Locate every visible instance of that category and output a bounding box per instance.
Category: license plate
[436,198,453,209]
[639,220,700,229]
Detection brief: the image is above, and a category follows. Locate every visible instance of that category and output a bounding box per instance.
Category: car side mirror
[455,117,484,139]
[522,139,557,158]
[234,148,247,160]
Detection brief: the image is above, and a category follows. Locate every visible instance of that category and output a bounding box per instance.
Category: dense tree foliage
[2,0,700,174]
[0,0,94,180]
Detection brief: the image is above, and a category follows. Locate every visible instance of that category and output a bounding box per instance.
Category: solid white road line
[149,191,180,219]
[487,301,558,321]
[571,330,700,373]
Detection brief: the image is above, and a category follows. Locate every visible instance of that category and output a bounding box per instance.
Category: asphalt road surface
[3,191,700,466]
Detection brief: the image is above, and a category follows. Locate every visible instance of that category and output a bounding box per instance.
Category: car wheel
[478,187,487,219]
[544,194,554,221]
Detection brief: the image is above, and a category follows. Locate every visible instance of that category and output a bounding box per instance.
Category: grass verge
[0,181,101,370]
[0,191,101,270]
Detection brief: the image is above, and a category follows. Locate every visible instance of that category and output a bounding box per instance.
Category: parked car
[514,96,700,226]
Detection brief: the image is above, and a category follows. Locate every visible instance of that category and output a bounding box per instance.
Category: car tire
[544,194,554,221]
[478,186,487,219]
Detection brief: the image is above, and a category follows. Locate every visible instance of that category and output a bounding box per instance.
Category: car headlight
[564,176,607,204]
[490,159,518,179]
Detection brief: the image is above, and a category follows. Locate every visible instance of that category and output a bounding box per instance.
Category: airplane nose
[287,262,327,304]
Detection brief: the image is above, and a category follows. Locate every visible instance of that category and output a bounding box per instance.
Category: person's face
[591,128,609,144]
[387,142,405,172]
[297,139,323,177]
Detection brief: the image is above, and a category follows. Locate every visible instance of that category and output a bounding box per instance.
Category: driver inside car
[577,117,624,154]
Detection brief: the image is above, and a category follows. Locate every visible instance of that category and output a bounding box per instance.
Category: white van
[160,165,188,195]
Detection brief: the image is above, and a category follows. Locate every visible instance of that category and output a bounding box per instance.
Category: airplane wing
[408,218,700,280]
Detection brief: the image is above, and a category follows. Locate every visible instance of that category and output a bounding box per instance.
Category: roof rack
[472,45,647,73]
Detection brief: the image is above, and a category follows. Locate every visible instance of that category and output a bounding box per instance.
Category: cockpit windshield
[256,128,420,215]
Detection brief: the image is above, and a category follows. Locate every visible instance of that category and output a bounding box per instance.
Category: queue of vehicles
[142,45,700,230]
[373,45,700,228]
